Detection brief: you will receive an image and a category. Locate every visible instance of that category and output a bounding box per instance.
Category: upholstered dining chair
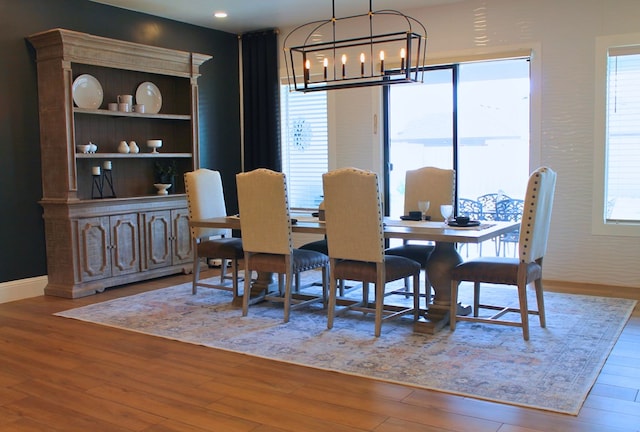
[449,166,557,340]
[184,169,244,297]
[236,168,329,322]
[385,166,455,299]
[322,167,421,337]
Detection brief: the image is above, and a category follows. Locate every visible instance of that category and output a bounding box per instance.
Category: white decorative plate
[136,81,162,114]
[72,74,103,109]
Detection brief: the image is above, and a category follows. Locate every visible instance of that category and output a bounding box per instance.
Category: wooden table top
[190,215,518,244]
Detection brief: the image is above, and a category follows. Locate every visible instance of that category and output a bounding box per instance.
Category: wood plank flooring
[1,271,638,431]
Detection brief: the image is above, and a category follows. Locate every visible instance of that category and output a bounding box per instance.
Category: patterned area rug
[55,276,636,415]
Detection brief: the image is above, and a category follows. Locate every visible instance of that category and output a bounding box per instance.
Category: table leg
[413,241,471,334]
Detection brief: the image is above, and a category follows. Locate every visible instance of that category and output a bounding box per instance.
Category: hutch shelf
[28,28,211,298]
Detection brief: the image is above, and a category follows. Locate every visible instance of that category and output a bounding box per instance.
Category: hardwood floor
[1,271,639,432]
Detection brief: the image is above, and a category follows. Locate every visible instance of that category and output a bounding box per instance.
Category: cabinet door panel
[110,213,140,276]
[78,216,110,281]
[144,211,172,269]
[172,208,193,264]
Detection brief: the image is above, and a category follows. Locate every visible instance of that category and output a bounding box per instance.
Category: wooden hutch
[28,28,211,298]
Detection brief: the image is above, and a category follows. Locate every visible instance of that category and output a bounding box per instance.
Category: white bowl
[147,139,163,153]
[76,144,91,153]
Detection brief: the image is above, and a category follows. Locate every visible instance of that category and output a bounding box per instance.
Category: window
[280,87,328,209]
[593,34,640,235]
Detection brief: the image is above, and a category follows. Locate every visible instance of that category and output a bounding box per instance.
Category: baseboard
[0,276,48,304]
[545,279,640,301]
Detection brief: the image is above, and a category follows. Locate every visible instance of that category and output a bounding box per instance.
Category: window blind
[605,48,640,221]
[280,87,328,209]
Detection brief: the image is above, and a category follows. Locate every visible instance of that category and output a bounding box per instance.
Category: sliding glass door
[386,58,530,217]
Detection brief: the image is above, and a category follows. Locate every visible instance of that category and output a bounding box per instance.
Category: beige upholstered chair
[322,167,421,337]
[184,169,244,296]
[386,166,455,297]
[449,166,557,340]
[236,168,329,322]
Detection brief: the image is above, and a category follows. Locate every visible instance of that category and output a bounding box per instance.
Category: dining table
[189,215,518,334]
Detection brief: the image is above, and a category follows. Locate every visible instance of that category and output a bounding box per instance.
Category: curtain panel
[241,29,281,171]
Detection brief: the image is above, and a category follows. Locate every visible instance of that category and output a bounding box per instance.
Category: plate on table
[447,220,481,227]
[72,74,103,109]
[400,215,422,221]
[136,81,162,114]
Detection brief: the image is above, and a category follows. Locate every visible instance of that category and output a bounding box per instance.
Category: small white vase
[118,140,130,154]
[128,141,139,154]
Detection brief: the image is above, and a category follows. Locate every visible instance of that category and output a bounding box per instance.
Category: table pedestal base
[231,271,277,307]
[413,241,469,334]
[413,303,471,334]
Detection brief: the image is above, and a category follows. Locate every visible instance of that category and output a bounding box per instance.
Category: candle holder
[101,161,116,198]
[91,173,103,199]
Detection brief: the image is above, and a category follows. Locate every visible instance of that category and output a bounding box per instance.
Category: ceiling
[89,0,463,34]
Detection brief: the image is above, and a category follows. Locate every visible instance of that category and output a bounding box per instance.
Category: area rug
[55,276,636,415]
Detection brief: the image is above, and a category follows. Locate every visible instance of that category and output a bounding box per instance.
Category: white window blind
[605,48,640,221]
[280,87,328,209]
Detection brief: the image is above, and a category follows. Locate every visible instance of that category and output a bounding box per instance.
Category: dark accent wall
[0,0,241,283]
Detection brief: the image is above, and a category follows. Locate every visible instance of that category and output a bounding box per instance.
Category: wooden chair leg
[220,259,228,284]
[473,282,480,317]
[374,271,384,337]
[322,265,329,308]
[517,281,530,341]
[413,271,420,321]
[283,270,292,323]
[231,259,239,298]
[327,263,337,329]
[242,258,251,316]
[192,253,201,295]
[535,278,546,327]
[450,279,459,331]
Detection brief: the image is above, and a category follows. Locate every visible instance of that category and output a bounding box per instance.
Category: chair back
[458,198,483,220]
[495,198,524,222]
[236,168,293,255]
[323,168,385,263]
[519,167,557,263]
[184,169,231,239]
[404,167,455,221]
[477,192,511,220]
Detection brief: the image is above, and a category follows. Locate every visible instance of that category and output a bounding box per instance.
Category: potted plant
[154,161,176,190]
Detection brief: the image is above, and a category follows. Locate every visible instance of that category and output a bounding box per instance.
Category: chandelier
[283,0,427,92]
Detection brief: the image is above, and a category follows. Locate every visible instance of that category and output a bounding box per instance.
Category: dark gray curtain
[241,29,281,171]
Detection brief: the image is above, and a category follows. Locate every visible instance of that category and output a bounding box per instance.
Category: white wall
[281,0,640,290]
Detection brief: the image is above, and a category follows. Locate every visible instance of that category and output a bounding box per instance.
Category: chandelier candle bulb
[323,58,328,80]
[380,51,385,74]
[341,54,347,78]
[360,53,365,76]
[304,59,310,82]
[400,48,406,72]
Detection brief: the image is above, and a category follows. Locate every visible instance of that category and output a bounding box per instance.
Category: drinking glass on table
[418,200,430,220]
[440,204,453,224]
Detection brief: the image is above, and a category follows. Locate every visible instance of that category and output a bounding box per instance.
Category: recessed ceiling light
[214,11,227,18]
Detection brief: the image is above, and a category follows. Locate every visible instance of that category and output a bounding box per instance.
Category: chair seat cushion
[249,248,329,273]
[299,239,328,255]
[198,237,244,259]
[334,255,420,283]
[450,257,542,285]
[385,244,434,268]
